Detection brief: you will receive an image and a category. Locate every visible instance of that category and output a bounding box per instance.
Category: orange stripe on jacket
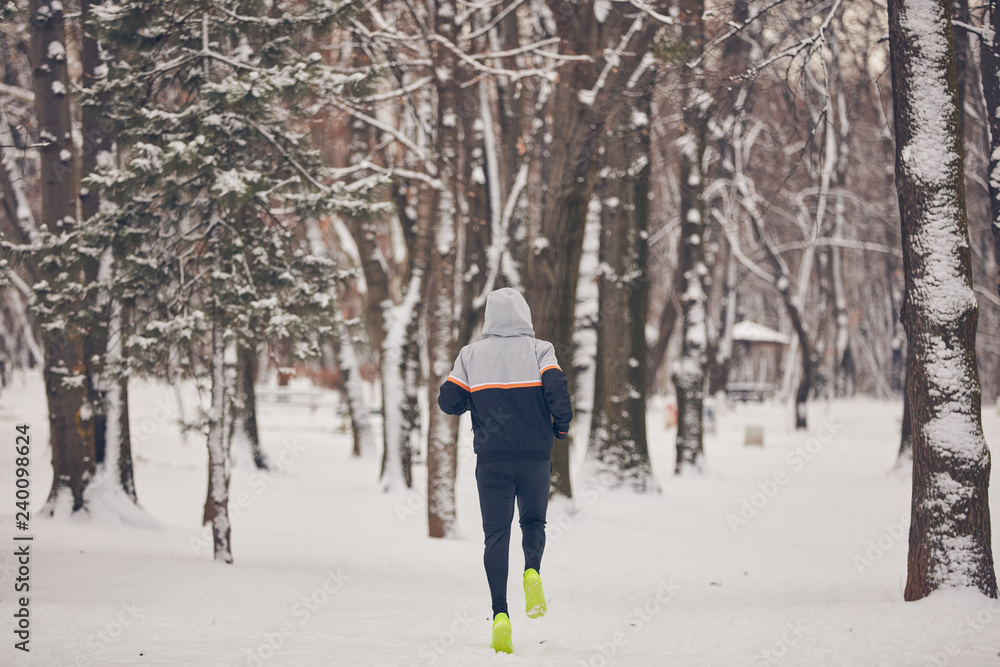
[470,381,543,392]
[540,364,561,375]
[446,377,470,392]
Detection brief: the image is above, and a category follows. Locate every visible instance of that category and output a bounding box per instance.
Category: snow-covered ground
[2,373,1000,666]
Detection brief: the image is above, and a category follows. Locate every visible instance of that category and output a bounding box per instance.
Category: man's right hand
[552,422,568,439]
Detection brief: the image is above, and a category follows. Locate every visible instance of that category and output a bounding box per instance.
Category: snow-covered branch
[0,83,33,104]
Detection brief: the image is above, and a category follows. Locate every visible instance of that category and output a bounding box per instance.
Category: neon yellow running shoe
[492,612,513,654]
[523,568,547,618]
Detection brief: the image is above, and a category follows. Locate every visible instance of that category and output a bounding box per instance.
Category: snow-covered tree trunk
[80,0,138,501]
[425,0,460,538]
[333,332,376,458]
[672,0,711,475]
[982,0,1000,300]
[203,312,233,564]
[887,0,997,600]
[30,0,96,514]
[380,285,421,491]
[95,293,137,504]
[457,82,491,347]
[378,175,431,491]
[88,250,139,507]
[526,2,667,497]
[526,78,598,497]
[588,80,657,491]
[381,182,431,489]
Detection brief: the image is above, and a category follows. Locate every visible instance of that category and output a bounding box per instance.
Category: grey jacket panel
[448,288,560,390]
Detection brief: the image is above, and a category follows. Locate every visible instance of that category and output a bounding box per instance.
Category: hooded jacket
[437,288,573,462]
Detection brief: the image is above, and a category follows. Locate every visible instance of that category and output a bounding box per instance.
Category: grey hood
[482,288,534,338]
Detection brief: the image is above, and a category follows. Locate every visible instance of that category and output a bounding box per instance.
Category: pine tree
[85,0,377,562]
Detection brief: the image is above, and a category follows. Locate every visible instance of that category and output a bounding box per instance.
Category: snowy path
[1,375,1000,666]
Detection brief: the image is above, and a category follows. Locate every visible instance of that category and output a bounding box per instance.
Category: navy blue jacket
[438,288,573,462]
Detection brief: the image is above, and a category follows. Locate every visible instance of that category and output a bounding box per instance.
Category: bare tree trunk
[30,0,97,514]
[737,189,816,429]
[229,345,267,469]
[790,300,815,430]
[828,31,855,398]
[495,6,522,206]
[588,77,656,491]
[888,0,997,600]
[673,0,710,474]
[647,264,681,393]
[710,247,738,396]
[950,0,972,119]
[115,303,137,502]
[898,382,913,463]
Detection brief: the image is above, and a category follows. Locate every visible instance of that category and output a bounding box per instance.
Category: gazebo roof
[731,320,791,345]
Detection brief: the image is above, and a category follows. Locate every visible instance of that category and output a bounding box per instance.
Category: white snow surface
[4,376,1000,665]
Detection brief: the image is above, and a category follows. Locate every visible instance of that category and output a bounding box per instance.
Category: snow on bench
[255,387,327,412]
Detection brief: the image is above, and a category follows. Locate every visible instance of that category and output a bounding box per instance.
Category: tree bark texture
[30,0,96,513]
[528,0,667,496]
[982,0,1000,300]
[888,0,997,600]
[588,82,656,491]
[672,0,710,474]
[426,0,461,538]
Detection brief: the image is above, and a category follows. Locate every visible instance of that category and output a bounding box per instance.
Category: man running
[438,287,573,654]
